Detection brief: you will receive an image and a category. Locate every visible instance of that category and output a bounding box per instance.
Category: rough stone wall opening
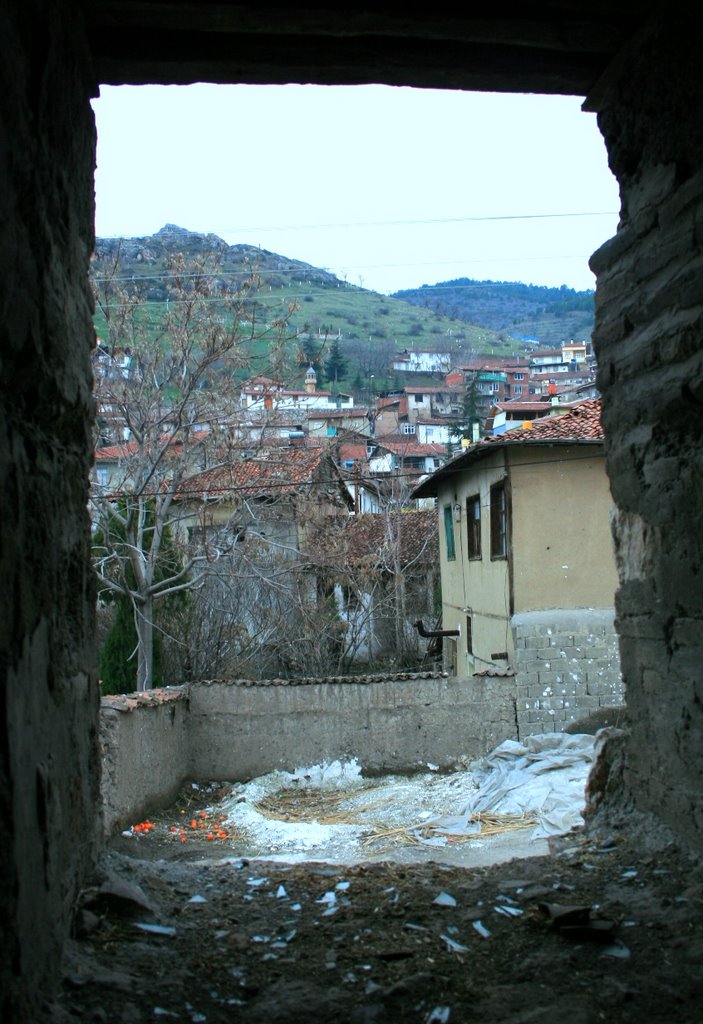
[4,5,703,1021]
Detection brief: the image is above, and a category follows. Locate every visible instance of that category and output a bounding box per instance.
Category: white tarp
[424,732,596,841]
[217,732,596,864]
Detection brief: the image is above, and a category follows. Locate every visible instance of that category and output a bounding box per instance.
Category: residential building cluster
[91,337,614,690]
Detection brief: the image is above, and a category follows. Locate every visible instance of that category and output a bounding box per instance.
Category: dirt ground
[50,782,703,1024]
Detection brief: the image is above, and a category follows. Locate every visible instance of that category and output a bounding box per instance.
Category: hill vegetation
[92,226,525,397]
[393,278,595,347]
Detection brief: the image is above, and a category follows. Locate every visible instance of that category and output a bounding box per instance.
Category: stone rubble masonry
[99,672,517,834]
[512,609,624,738]
[585,11,703,849]
[1,5,100,1022]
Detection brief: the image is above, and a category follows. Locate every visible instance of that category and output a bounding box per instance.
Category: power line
[92,253,599,288]
[214,210,618,232]
[94,447,604,501]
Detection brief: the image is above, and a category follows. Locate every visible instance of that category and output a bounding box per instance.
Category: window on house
[413,393,425,402]
[490,481,508,559]
[466,614,473,656]
[514,372,524,381]
[492,382,500,392]
[514,385,522,395]
[402,423,416,434]
[443,504,456,561]
[466,493,481,559]
[96,466,109,486]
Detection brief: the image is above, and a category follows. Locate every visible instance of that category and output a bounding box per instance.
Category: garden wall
[100,687,190,834]
[99,672,517,834]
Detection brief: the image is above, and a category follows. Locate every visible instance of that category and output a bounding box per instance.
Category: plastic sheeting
[217,733,596,862]
[424,732,596,841]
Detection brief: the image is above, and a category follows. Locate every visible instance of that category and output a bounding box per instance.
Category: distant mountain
[392,278,595,346]
[93,223,340,301]
[92,227,519,394]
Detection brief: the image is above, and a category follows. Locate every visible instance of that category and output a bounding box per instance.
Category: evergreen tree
[300,335,325,383]
[448,372,483,443]
[99,598,164,694]
[324,337,348,387]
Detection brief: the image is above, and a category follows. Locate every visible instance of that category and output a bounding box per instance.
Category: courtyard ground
[52,778,703,1024]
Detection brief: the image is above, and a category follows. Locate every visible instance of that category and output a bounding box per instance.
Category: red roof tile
[319,509,439,564]
[411,400,604,499]
[484,398,603,443]
[372,437,447,458]
[176,448,336,500]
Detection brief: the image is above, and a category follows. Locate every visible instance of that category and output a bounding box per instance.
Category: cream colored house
[411,399,619,681]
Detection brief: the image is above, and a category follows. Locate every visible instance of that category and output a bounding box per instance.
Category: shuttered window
[466,493,481,559]
[490,481,508,559]
[443,503,456,561]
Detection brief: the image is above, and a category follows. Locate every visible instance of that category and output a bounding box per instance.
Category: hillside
[91,226,515,397]
[393,278,595,347]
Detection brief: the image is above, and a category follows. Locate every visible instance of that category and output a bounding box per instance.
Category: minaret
[304,364,317,393]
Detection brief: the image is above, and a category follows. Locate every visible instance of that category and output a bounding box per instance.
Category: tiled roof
[308,409,369,419]
[338,442,371,463]
[531,371,594,381]
[95,441,139,461]
[242,387,334,398]
[411,400,604,498]
[341,509,439,562]
[99,672,448,708]
[493,400,556,413]
[100,685,188,711]
[403,386,460,394]
[176,447,334,500]
[485,398,603,443]
[372,437,447,458]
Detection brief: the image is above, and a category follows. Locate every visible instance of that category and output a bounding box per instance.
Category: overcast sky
[91,84,620,296]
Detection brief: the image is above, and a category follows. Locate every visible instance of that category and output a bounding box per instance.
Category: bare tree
[90,248,295,690]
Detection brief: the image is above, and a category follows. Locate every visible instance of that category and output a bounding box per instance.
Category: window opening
[443,503,456,561]
[466,493,481,559]
[490,480,508,559]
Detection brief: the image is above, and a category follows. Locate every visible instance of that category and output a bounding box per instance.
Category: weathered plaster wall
[512,609,624,737]
[99,675,518,834]
[587,12,703,848]
[436,451,511,669]
[100,688,190,834]
[0,3,99,1019]
[188,676,517,780]
[508,448,618,612]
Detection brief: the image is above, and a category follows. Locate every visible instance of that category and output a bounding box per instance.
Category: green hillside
[393,278,595,347]
[91,226,517,398]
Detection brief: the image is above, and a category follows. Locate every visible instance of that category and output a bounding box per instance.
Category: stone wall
[100,689,190,834]
[512,610,624,737]
[188,674,517,780]
[586,11,703,848]
[0,4,99,1020]
[99,674,518,835]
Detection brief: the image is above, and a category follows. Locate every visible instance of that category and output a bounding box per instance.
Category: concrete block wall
[513,610,624,737]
